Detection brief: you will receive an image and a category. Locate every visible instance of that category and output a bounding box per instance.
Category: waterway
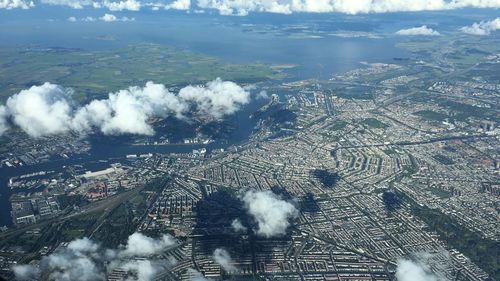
[0,11,418,226]
[0,95,265,227]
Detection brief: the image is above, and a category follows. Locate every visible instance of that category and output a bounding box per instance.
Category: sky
[1,0,500,15]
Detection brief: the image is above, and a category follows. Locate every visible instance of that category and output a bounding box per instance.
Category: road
[332,134,496,150]
[0,186,145,242]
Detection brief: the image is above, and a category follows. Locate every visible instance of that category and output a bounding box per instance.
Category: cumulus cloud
[68,14,134,22]
[41,0,91,9]
[16,0,500,12]
[40,0,136,10]
[178,78,250,119]
[195,0,500,16]
[0,79,250,137]
[0,106,9,136]
[40,237,104,281]
[72,82,188,135]
[460,18,500,35]
[241,189,299,238]
[100,13,117,21]
[119,233,176,257]
[12,264,40,280]
[231,218,247,233]
[0,0,34,9]
[100,13,135,21]
[256,90,269,100]
[103,0,141,11]
[396,25,440,36]
[120,260,163,281]
[213,248,237,272]
[82,16,97,21]
[166,0,190,10]
[13,233,177,281]
[5,83,75,138]
[396,258,448,281]
[196,0,291,15]
[67,237,100,252]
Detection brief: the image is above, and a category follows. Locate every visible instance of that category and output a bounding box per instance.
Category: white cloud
[67,237,100,253]
[0,0,34,9]
[460,17,500,35]
[100,13,117,21]
[166,0,190,10]
[256,90,269,100]
[0,106,9,136]
[5,83,75,138]
[13,233,177,281]
[178,78,250,119]
[41,238,104,281]
[196,0,500,16]
[1,78,248,137]
[213,248,237,272]
[197,0,290,15]
[396,259,448,281]
[120,260,160,281]
[396,25,440,36]
[68,14,134,22]
[241,189,299,238]
[120,233,176,257]
[449,0,500,9]
[14,0,500,12]
[103,0,141,11]
[12,264,40,281]
[40,0,140,10]
[99,13,134,21]
[82,16,97,21]
[231,218,247,232]
[72,82,188,135]
[41,0,90,9]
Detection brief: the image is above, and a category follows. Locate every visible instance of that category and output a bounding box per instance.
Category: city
[0,2,499,281]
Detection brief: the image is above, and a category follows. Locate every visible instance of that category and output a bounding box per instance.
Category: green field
[414,110,449,121]
[396,36,500,73]
[426,186,452,199]
[0,44,286,102]
[362,118,389,129]
[396,191,500,280]
[383,148,398,155]
[412,203,499,279]
[410,89,498,123]
[433,154,454,165]
[396,39,446,53]
[331,120,348,130]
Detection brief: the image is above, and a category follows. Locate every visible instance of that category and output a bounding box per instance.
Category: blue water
[1,8,496,80]
[0,8,417,79]
[0,96,264,227]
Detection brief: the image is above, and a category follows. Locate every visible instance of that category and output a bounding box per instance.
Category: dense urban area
[0,17,498,281]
